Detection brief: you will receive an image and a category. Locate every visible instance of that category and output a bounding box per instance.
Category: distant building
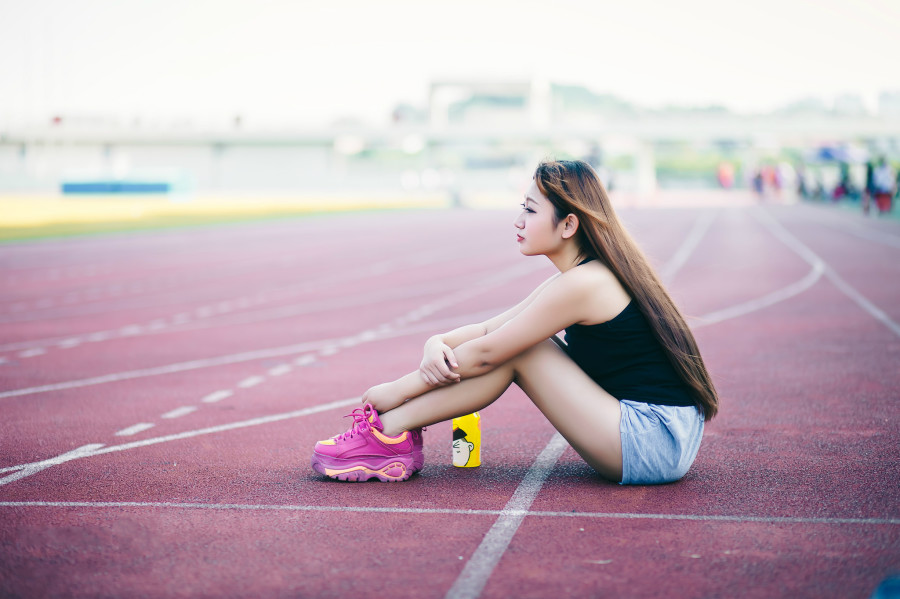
[833,94,867,116]
[428,81,540,129]
[879,91,900,119]
[776,97,829,116]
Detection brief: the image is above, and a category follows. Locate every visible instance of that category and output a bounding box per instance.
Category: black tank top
[564,300,695,407]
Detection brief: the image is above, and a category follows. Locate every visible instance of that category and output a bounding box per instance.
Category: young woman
[311,160,719,484]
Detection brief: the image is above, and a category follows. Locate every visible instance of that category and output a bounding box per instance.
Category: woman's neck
[547,242,584,273]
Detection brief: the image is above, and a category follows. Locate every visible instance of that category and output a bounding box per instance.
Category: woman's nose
[513,213,524,229]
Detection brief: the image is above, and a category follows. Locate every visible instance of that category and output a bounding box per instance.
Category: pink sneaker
[311,403,424,482]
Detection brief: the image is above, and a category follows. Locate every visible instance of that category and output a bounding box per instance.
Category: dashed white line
[202,390,234,403]
[1,396,360,477]
[0,312,517,401]
[58,338,81,349]
[18,348,46,358]
[238,375,265,389]
[0,336,349,400]
[268,364,292,377]
[294,355,316,366]
[115,423,156,437]
[161,406,198,419]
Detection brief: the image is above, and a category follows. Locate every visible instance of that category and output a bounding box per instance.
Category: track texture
[1,199,898,598]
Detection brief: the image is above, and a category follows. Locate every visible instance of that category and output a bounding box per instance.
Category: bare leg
[379,339,623,481]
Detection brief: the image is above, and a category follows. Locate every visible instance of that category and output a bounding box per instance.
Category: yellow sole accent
[323,463,408,481]
[371,428,408,445]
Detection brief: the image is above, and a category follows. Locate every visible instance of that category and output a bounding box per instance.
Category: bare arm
[418,273,560,385]
[443,272,591,378]
[365,271,592,412]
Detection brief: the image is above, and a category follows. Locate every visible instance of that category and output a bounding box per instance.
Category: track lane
[1,202,897,599]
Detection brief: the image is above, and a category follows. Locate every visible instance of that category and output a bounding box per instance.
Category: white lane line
[446,209,756,599]
[58,338,81,349]
[446,433,569,599]
[690,208,827,329]
[0,501,895,526]
[0,251,533,358]
[161,406,197,419]
[692,261,824,328]
[0,271,544,402]
[753,208,900,339]
[238,375,265,389]
[0,336,351,400]
[0,397,360,477]
[659,210,716,284]
[202,390,233,404]
[797,206,900,249]
[0,444,105,486]
[294,355,316,366]
[18,348,46,358]
[824,269,900,338]
[114,423,156,437]
[0,247,454,328]
[267,364,292,376]
[840,226,900,249]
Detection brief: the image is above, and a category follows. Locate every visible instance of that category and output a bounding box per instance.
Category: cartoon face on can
[452,426,475,467]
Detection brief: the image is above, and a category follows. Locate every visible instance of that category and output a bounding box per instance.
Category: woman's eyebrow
[523,196,537,205]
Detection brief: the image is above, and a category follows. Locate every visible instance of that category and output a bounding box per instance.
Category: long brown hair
[535,159,719,420]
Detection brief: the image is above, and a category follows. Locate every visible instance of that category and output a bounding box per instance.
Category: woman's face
[514,180,564,256]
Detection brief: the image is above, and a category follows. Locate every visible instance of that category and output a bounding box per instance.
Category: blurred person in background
[863,161,875,214]
[872,157,896,214]
[717,163,735,189]
[832,163,857,202]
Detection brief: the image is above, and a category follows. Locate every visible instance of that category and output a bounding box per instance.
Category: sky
[1,0,898,128]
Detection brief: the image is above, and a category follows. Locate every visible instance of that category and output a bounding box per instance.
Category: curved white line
[754,208,900,339]
[659,210,716,284]
[692,261,824,328]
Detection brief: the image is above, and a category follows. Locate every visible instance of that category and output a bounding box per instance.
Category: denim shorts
[619,400,704,485]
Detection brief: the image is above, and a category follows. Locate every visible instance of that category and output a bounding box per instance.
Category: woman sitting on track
[311,159,719,484]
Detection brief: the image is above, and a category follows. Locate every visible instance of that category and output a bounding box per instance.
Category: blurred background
[1,0,899,229]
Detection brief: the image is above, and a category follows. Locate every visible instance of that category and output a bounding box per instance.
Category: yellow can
[451,412,481,467]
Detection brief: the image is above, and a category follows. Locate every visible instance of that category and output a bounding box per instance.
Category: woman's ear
[561,214,579,239]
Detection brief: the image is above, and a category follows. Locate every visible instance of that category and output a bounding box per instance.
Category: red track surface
[1,196,898,598]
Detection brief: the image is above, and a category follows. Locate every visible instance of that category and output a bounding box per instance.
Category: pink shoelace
[333,403,378,442]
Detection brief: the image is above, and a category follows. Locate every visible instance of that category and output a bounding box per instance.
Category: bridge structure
[1,80,898,196]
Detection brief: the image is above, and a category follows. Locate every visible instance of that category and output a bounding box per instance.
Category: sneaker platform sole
[311,453,420,482]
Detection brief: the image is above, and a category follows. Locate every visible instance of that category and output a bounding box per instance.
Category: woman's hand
[362,382,405,413]
[419,337,461,386]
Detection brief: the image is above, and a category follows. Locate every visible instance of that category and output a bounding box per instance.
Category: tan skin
[362,180,633,481]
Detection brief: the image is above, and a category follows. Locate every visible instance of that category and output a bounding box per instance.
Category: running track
[0,195,897,598]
